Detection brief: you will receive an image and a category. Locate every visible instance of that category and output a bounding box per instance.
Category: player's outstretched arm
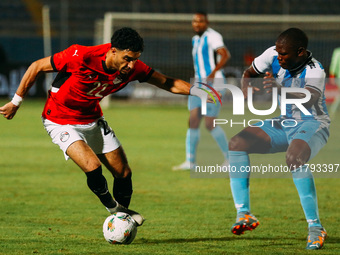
[146,71,220,103]
[147,71,191,95]
[0,57,53,120]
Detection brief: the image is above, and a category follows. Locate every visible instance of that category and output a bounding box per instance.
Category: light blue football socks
[210,126,229,160]
[229,151,251,213]
[185,128,200,163]
[186,126,229,163]
[292,165,322,228]
[229,151,322,228]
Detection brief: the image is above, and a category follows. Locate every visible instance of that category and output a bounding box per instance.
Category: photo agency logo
[191,78,336,179]
[192,82,223,115]
[197,81,312,128]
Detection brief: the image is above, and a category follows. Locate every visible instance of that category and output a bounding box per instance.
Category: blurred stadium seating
[1,0,339,63]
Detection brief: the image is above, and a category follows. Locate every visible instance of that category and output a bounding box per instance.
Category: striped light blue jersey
[192,28,226,84]
[252,46,330,129]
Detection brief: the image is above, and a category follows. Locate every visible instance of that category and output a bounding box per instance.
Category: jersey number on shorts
[97,119,112,135]
[87,82,109,98]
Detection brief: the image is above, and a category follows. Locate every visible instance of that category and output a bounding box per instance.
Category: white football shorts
[42,117,121,160]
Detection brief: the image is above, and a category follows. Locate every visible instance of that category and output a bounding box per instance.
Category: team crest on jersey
[113,76,123,85]
[60,131,70,142]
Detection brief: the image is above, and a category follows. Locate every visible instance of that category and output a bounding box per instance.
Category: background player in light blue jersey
[173,12,231,170]
[228,28,329,250]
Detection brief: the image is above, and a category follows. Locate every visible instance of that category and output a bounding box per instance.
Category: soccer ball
[103,212,137,244]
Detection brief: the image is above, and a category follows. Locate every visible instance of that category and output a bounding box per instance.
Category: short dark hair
[195,11,208,17]
[277,27,308,49]
[111,27,144,52]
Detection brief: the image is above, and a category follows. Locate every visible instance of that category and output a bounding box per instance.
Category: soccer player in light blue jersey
[173,12,231,170]
[228,28,329,250]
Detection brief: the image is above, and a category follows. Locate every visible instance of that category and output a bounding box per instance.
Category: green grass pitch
[0,99,339,255]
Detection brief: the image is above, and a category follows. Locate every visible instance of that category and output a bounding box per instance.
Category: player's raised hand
[207,90,222,104]
[207,71,216,80]
[242,84,261,99]
[263,72,281,93]
[0,102,19,120]
[241,76,260,99]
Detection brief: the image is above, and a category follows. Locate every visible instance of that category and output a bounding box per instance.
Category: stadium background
[0,0,340,100]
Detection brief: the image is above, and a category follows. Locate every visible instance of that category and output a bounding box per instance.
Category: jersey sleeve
[252,46,276,74]
[209,32,225,51]
[132,60,154,82]
[305,66,326,95]
[51,44,83,72]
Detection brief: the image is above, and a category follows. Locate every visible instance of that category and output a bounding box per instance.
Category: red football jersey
[42,43,153,124]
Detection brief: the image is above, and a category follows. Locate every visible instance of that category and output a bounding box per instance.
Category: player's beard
[120,67,131,75]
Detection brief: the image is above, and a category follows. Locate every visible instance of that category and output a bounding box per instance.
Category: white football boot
[106,203,145,226]
[172,161,196,171]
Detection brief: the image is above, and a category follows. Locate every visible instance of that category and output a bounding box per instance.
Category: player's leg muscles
[189,107,202,129]
[98,146,132,208]
[66,140,116,208]
[286,139,311,169]
[229,126,271,153]
[204,116,215,131]
[67,140,101,172]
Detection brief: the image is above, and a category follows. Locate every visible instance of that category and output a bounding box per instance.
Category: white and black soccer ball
[103,212,137,244]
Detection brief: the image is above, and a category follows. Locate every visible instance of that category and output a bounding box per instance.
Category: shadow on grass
[135,235,340,246]
[136,236,232,244]
[135,235,298,244]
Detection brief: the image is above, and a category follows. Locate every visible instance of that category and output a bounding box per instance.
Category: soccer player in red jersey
[0,27,208,226]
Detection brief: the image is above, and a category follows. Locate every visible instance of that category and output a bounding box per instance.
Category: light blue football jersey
[252,46,330,129]
[192,28,226,83]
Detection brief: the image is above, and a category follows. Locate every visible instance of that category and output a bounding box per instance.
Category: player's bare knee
[229,136,245,151]
[189,119,200,129]
[189,114,201,129]
[122,166,132,178]
[286,153,305,170]
[205,123,214,131]
[114,165,132,178]
[79,160,101,173]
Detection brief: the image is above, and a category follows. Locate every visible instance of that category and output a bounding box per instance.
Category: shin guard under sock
[113,173,133,208]
[86,166,116,209]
